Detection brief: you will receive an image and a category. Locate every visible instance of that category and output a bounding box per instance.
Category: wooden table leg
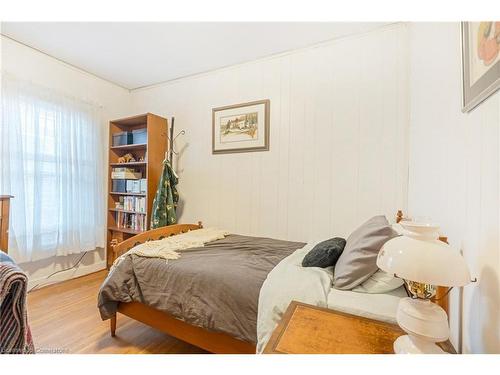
[110,315,117,337]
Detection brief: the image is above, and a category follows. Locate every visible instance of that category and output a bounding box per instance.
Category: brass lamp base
[406,280,436,299]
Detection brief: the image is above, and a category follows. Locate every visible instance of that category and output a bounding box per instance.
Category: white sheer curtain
[0,74,105,263]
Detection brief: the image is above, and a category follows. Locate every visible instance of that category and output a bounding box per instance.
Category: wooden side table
[0,195,13,253]
[263,301,456,354]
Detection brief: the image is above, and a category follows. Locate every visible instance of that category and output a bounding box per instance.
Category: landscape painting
[220,112,258,143]
[461,22,500,112]
[212,100,269,154]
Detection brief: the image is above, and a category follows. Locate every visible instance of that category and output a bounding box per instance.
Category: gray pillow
[302,237,346,268]
[333,215,397,290]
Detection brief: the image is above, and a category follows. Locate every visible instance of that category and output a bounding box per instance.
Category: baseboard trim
[27,260,106,290]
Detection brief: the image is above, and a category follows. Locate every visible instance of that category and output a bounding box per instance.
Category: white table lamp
[376,221,471,354]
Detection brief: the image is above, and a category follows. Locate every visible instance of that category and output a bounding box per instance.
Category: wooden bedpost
[110,315,117,337]
[396,210,403,223]
[435,237,450,317]
[109,239,119,270]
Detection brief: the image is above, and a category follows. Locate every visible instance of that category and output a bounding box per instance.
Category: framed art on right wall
[461,22,500,113]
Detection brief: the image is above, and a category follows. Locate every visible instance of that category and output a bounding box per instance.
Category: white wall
[131,24,410,242]
[408,23,500,353]
[2,22,497,353]
[1,35,131,288]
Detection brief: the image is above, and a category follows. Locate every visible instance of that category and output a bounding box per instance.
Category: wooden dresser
[264,301,456,354]
[0,195,13,253]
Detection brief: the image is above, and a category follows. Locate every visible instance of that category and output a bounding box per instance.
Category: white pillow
[391,223,407,236]
[351,269,404,294]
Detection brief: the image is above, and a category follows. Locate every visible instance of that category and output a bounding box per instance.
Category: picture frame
[461,22,500,113]
[212,99,270,154]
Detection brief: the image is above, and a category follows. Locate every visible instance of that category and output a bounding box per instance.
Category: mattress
[327,286,407,324]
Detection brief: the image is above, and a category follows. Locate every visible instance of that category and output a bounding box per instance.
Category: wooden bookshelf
[110,143,147,151]
[108,226,143,235]
[106,113,168,268]
[110,192,147,196]
[109,162,147,167]
[109,208,147,215]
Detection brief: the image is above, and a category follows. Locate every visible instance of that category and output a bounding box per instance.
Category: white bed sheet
[256,242,333,353]
[256,242,407,353]
[327,286,407,325]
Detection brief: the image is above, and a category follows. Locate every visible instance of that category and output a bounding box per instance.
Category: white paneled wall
[408,23,500,353]
[4,22,497,353]
[131,24,409,242]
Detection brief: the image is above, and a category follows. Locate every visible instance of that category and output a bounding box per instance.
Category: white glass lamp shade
[376,236,470,287]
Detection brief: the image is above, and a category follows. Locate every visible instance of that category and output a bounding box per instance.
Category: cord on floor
[27,251,89,293]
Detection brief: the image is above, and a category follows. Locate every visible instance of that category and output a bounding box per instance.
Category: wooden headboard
[395,210,449,316]
[109,222,203,265]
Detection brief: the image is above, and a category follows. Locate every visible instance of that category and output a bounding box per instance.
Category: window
[0,74,105,262]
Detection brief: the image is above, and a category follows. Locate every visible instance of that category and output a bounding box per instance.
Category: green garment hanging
[150,160,179,228]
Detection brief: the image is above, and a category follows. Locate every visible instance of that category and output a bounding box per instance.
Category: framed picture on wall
[212,99,270,154]
[461,22,500,112]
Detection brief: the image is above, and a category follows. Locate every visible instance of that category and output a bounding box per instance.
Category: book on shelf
[116,211,147,232]
[124,178,147,193]
[117,196,146,213]
[111,167,142,180]
[112,171,142,179]
[126,180,140,193]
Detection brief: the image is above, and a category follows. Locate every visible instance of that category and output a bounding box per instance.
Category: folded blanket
[0,251,35,354]
[112,228,229,268]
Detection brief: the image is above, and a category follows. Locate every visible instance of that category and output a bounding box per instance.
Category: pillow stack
[333,215,399,291]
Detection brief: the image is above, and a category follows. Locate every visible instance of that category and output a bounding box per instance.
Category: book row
[116,211,147,232]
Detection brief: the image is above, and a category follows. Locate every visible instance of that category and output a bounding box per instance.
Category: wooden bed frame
[108,211,450,354]
[109,222,256,354]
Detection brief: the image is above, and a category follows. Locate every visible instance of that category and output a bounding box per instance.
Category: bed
[98,212,449,354]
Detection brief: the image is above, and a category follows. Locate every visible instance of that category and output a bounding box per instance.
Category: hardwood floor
[27,270,208,354]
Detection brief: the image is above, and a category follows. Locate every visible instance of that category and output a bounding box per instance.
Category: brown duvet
[98,234,305,344]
